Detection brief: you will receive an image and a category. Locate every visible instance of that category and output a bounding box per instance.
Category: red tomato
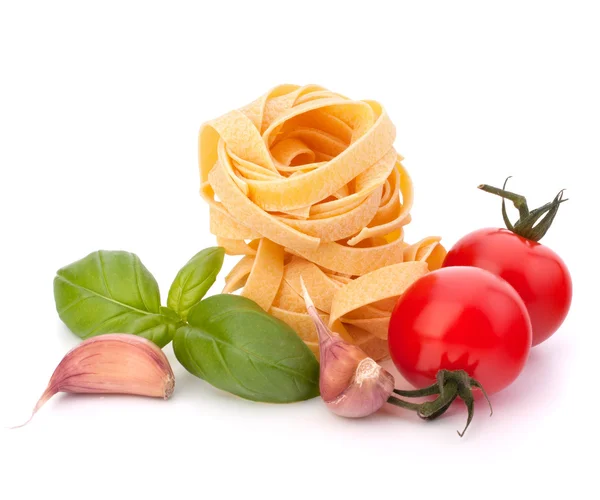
[442,228,572,346]
[388,267,532,394]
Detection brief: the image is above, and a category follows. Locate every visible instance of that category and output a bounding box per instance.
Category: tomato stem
[478,177,568,242]
[386,396,423,412]
[386,370,492,437]
[479,176,530,221]
[417,380,459,420]
[393,384,441,397]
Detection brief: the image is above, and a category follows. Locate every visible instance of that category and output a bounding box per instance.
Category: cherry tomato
[388,266,532,394]
[443,228,572,346]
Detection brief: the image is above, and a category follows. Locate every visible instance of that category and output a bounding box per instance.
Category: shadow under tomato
[488,338,569,412]
[378,336,568,423]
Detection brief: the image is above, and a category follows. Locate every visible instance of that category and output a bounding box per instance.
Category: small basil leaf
[167,247,224,321]
[160,306,183,325]
[54,250,177,347]
[173,294,320,403]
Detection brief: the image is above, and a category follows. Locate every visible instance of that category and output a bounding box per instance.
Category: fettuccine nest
[199,84,446,360]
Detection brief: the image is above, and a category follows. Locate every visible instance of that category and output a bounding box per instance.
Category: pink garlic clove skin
[324,357,395,418]
[14,333,174,428]
[317,335,368,402]
[299,277,395,418]
[47,334,175,399]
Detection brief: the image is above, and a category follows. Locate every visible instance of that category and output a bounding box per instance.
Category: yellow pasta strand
[200,84,446,360]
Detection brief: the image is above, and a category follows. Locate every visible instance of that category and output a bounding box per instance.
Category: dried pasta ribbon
[200,84,446,359]
[328,262,429,329]
[240,238,283,311]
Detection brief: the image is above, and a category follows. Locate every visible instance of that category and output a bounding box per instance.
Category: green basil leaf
[54,250,178,347]
[173,294,320,403]
[167,247,224,321]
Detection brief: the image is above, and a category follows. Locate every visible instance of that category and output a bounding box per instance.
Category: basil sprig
[53,247,320,403]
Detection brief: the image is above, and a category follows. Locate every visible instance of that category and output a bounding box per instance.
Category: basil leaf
[173,294,320,403]
[167,247,224,321]
[54,250,178,347]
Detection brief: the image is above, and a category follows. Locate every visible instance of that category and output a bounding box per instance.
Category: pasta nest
[199,84,445,360]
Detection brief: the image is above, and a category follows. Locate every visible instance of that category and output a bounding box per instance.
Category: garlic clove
[327,358,395,418]
[300,277,395,418]
[15,334,174,427]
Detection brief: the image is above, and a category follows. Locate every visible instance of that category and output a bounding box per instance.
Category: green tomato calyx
[478,177,567,242]
[386,369,493,437]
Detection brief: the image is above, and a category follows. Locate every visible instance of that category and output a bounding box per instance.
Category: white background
[1,1,598,498]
